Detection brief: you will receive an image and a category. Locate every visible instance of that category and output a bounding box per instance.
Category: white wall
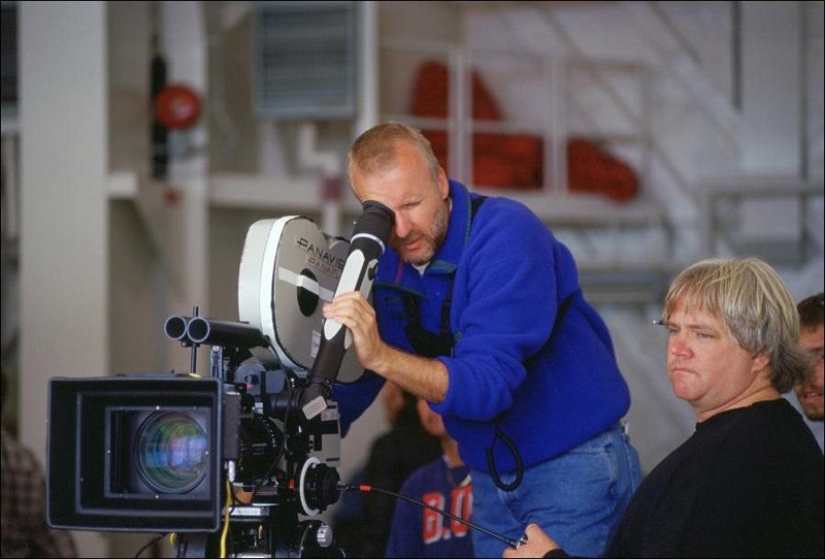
[7,1,823,556]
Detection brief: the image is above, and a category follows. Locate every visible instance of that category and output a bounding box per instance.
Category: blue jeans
[470,424,641,558]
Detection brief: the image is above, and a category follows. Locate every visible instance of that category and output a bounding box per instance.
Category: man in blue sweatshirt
[329,122,640,558]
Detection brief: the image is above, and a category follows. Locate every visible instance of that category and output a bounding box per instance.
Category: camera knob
[315,524,333,548]
[299,457,342,515]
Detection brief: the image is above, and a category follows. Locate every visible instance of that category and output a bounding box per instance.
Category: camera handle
[301,201,395,421]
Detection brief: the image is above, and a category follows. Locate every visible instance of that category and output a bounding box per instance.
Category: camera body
[47,363,341,530]
[47,339,343,556]
[46,205,395,557]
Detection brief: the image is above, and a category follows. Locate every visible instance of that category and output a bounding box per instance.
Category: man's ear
[751,352,770,373]
[438,167,449,199]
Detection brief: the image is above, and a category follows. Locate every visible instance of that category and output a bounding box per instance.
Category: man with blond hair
[506,258,824,558]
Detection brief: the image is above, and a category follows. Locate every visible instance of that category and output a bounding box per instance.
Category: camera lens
[134,411,209,494]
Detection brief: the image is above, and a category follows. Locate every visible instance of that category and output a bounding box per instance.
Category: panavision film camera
[47,202,394,557]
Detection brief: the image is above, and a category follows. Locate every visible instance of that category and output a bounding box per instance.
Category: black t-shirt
[606,399,824,558]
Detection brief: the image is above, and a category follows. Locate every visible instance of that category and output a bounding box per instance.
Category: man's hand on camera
[503,524,560,558]
[323,292,386,372]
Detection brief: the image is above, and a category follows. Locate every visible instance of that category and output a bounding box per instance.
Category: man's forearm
[371,345,449,403]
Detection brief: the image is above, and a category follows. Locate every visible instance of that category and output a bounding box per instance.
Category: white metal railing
[699,177,825,265]
[379,39,654,199]
[379,39,672,301]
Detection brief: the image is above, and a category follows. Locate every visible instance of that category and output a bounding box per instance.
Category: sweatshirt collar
[427,180,473,275]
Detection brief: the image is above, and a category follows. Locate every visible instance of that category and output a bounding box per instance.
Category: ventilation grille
[255,1,357,120]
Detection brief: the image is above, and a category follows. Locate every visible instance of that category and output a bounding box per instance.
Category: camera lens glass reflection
[134,411,208,494]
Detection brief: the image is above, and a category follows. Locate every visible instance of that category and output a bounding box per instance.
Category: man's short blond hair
[348,122,442,187]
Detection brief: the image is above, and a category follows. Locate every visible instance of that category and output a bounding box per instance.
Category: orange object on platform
[410,60,638,201]
[567,137,638,202]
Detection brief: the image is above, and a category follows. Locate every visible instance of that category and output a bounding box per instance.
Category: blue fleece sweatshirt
[384,458,474,559]
[334,180,631,473]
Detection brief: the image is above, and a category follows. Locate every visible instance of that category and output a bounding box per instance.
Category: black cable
[337,483,527,549]
[133,533,166,558]
[486,426,524,491]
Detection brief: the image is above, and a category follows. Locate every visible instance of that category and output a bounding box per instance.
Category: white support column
[737,2,804,259]
[19,2,109,556]
[160,1,210,374]
[355,0,379,136]
[740,1,802,175]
